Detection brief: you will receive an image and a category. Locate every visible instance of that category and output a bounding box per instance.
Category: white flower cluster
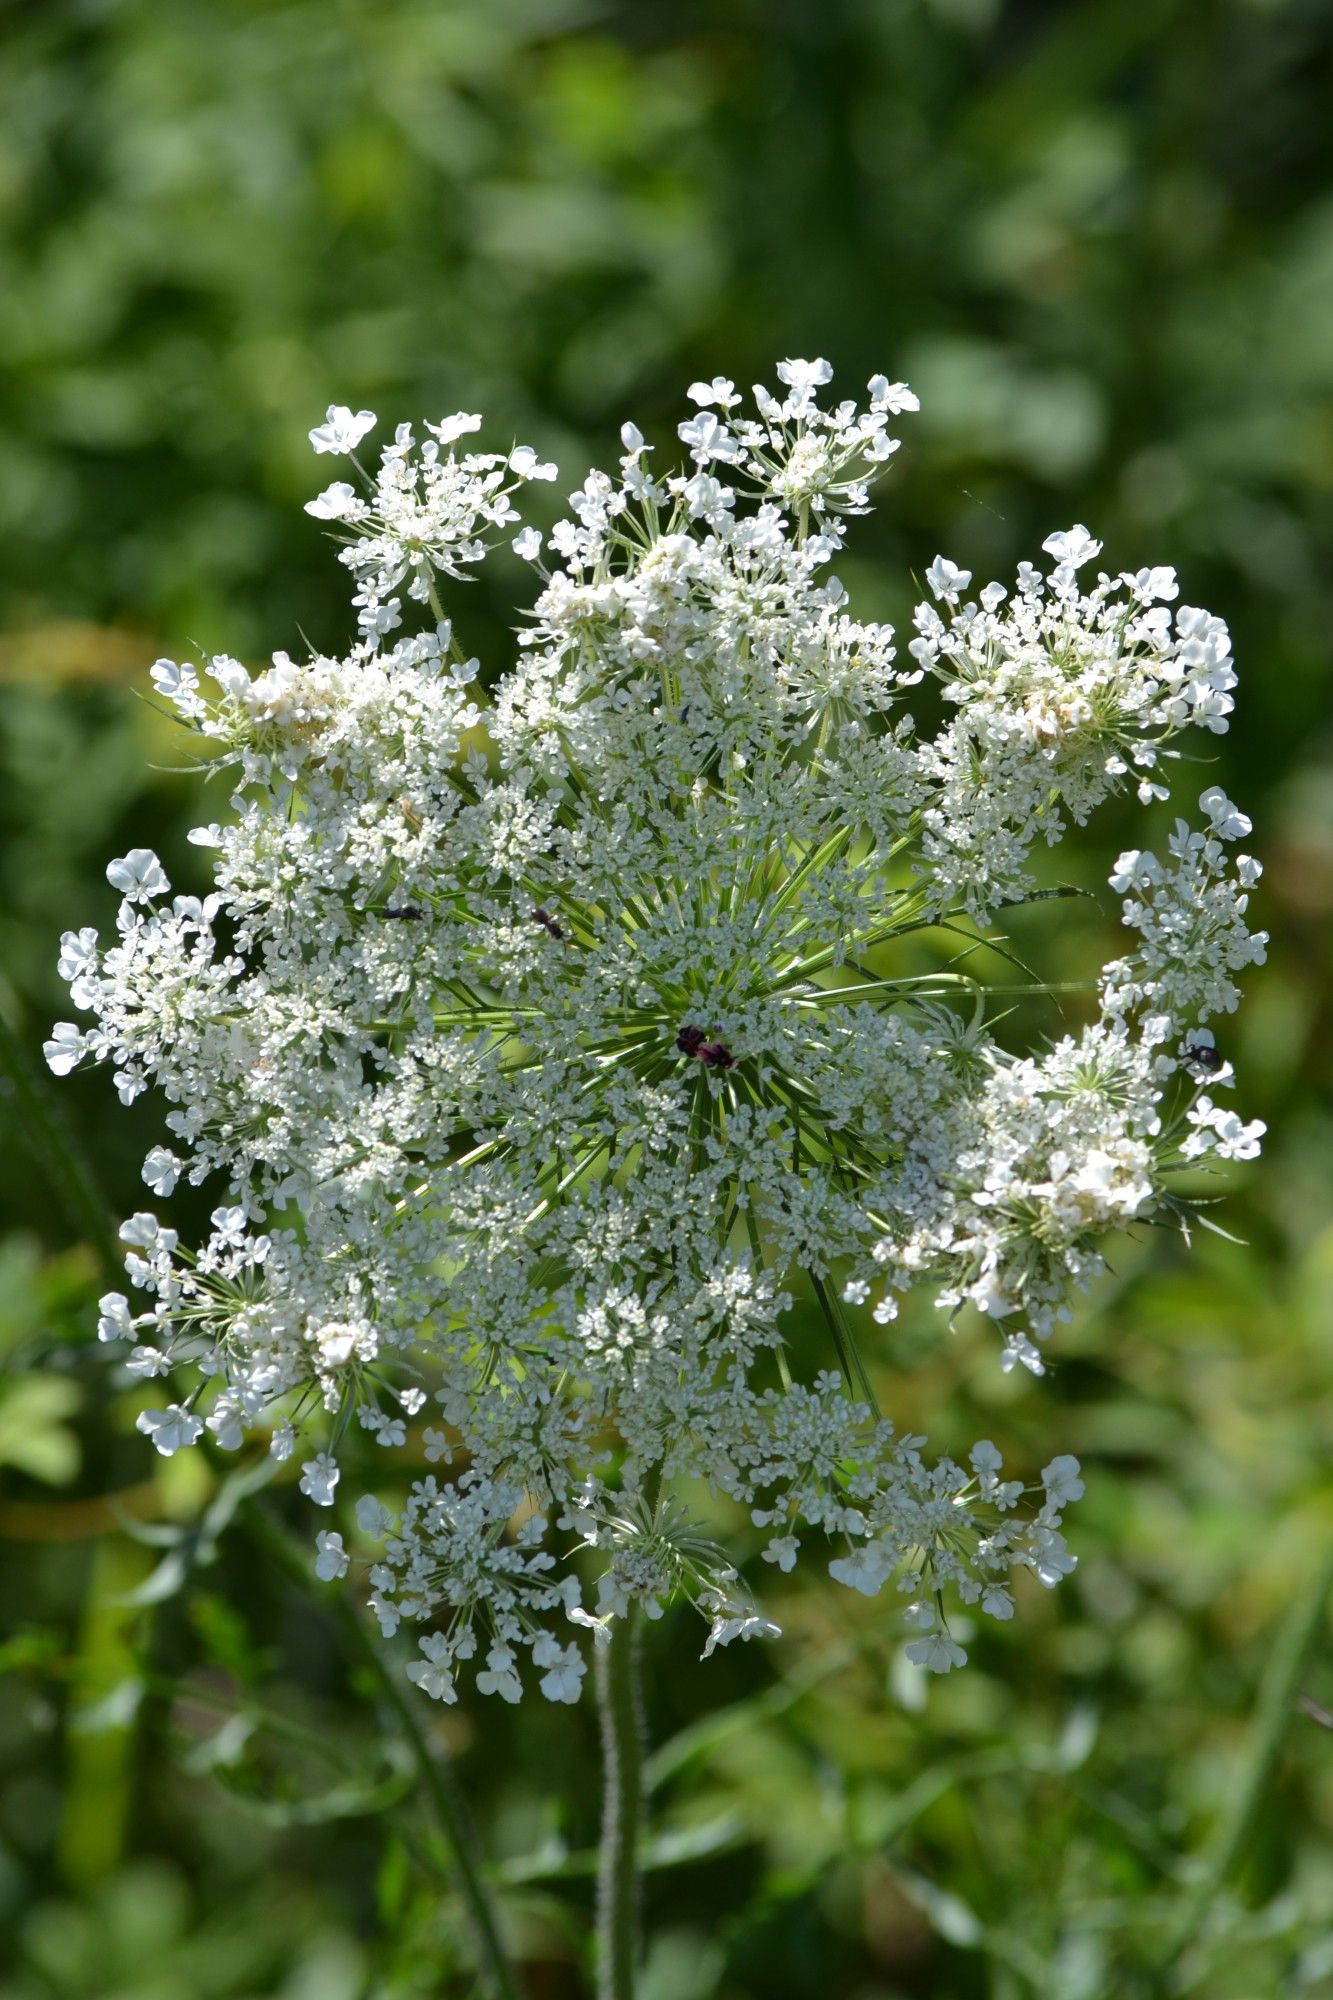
[910,530,1237,916]
[49,369,1265,1699]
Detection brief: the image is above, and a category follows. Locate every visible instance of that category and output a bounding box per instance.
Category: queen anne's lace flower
[51,364,1265,1700]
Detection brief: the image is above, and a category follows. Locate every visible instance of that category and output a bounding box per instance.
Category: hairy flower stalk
[595,1608,645,2000]
[50,361,1265,1721]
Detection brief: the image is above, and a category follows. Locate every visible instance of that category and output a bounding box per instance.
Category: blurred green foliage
[1,1,1331,1995]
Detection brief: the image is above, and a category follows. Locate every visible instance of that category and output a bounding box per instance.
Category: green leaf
[0,1371,83,1483]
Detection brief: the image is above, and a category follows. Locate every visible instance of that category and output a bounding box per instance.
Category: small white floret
[314,1531,349,1581]
[136,1405,204,1456]
[299,1453,340,1506]
[309,405,376,454]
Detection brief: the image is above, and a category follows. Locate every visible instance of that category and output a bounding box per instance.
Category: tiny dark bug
[676,1023,734,1069]
[530,907,565,940]
[382,905,426,921]
[1181,1040,1224,1075]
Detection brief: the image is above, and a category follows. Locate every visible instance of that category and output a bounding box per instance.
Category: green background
[1,2,1330,1995]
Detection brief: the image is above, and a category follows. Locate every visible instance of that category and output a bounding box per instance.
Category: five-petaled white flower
[309,405,376,455]
[687,375,741,409]
[305,481,363,522]
[136,1404,204,1456]
[868,374,920,414]
[300,1453,340,1506]
[906,1631,968,1673]
[828,1542,896,1598]
[1042,1455,1085,1508]
[925,554,972,602]
[141,1147,180,1196]
[1042,524,1103,570]
[533,1634,587,1703]
[477,1644,523,1703]
[106,849,169,902]
[1200,786,1252,840]
[677,411,739,464]
[315,1531,349,1581]
[43,1023,85,1076]
[427,412,483,446]
[776,356,834,405]
[406,1633,457,1702]
[96,1293,134,1343]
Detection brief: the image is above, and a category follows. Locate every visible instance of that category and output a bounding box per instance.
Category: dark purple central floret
[676,1024,734,1069]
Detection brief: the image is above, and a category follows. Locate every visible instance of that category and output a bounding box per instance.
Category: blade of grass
[1158,1538,1333,1973]
[643,1643,854,1793]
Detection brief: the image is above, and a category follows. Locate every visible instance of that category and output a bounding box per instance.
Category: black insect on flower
[382,905,426,921]
[1181,1038,1224,1076]
[531,907,565,939]
[676,1024,734,1069]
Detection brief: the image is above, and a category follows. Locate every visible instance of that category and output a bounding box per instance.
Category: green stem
[1159,1538,1333,1973]
[595,1608,644,2000]
[246,1501,521,2000]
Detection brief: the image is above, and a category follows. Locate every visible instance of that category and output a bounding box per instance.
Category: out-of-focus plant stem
[0,981,121,1279]
[245,1500,521,2000]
